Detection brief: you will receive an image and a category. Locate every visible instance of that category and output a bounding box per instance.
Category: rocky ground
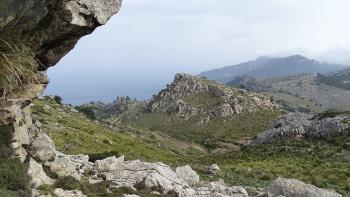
[229,73,350,112]
[246,111,350,146]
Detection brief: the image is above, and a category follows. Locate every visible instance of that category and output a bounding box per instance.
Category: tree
[75,106,96,120]
[53,95,63,104]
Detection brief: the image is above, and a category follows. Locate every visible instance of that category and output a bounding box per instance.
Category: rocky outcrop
[246,112,350,146]
[29,132,57,162]
[0,0,122,167]
[0,0,122,195]
[149,74,277,121]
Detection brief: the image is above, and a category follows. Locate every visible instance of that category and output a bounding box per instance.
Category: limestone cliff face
[0,0,122,172]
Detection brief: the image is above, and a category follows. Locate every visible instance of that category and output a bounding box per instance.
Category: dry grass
[0,37,39,96]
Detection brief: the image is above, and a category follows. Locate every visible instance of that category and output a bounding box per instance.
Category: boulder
[29,132,57,162]
[95,155,124,172]
[267,177,342,197]
[175,165,200,186]
[48,154,81,180]
[208,181,248,197]
[11,142,28,163]
[28,158,54,189]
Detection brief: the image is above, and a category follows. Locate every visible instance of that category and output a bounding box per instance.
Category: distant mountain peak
[199,55,349,83]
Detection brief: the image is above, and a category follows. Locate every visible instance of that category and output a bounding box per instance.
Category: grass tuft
[0,36,39,96]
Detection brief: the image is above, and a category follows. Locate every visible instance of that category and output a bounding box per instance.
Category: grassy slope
[193,137,350,196]
[32,98,180,164]
[128,110,280,149]
[33,98,350,196]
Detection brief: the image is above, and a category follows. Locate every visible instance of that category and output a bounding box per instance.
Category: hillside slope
[31,97,180,163]
[228,72,350,112]
[52,96,350,196]
[95,74,280,153]
[200,55,349,83]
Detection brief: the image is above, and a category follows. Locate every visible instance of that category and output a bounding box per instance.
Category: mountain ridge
[199,55,350,83]
[228,68,350,112]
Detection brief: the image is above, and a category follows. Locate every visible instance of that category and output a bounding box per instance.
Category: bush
[88,151,120,162]
[53,95,63,104]
[0,125,13,157]
[54,176,80,191]
[75,106,96,120]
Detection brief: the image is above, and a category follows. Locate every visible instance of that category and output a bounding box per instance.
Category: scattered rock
[103,139,113,145]
[54,188,87,197]
[267,177,342,197]
[48,153,89,180]
[175,165,200,186]
[208,164,220,175]
[123,195,140,197]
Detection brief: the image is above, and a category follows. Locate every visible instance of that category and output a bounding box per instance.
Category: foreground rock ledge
[26,126,341,196]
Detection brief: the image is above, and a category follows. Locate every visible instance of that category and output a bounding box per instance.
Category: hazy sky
[45,0,350,104]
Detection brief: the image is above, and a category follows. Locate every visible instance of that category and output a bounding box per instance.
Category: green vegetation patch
[0,125,31,196]
[184,92,223,109]
[129,110,280,150]
[186,134,350,196]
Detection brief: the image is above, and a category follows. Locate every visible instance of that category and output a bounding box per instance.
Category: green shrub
[0,158,31,193]
[88,150,120,162]
[75,106,96,120]
[54,176,81,191]
[0,125,13,157]
[53,95,63,104]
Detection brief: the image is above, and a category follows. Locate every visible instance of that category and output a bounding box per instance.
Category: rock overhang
[0,0,122,69]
